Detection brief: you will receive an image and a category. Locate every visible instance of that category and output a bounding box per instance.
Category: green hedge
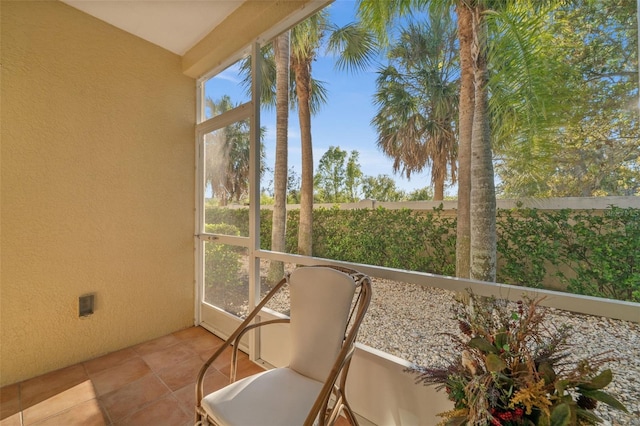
[205,205,640,302]
[311,207,456,276]
[496,207,640,302]
[203,223,242,290]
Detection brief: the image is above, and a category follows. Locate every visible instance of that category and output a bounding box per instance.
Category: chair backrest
[288,266,356,382]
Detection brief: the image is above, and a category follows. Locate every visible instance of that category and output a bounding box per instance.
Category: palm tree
[292,11,377,256]
[268,31,291,283]
[455,2,474,279]
[204,96,254,205]
[466,1,572,279]
[468,2,496,281]
[492,0,637,197]
[290,14,325,257]
[357,0,494,280]
[371,16,459,201]
[248,11,376,257]
[359,0,567,281]
[240,9,377,263]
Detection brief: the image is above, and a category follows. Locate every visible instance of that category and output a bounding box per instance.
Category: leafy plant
[311,206,456,275]
[206,204,640,302]
[411,292,627,425]
[496,208,562,288]
[556,207,640,302]
[204,223,242,291]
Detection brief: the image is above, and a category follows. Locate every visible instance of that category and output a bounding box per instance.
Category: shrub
[496,208,562,288]
[204,208,250,236]
[204,205,640,302]
[497,207,640,302]
[312,206,456,275]
[204,223,242,291]
[556,207,640,302]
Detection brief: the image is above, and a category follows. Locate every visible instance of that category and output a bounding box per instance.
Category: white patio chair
[195,265,372,426]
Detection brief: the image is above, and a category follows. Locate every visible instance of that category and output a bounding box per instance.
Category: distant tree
[260,166,300,203]
[314,146,363,203]
[260,192,275,205]
[496,0,640,197]
[407,186,434,201]
[361,175,406,201]
[204,96,235,206]
[204,96,265,205]
[287,168,302,204]
[372,15,459,202]
[315,146,347,203]
[345,151,364,202]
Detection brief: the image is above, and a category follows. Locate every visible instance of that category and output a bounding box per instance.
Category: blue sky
[204,0,436,195]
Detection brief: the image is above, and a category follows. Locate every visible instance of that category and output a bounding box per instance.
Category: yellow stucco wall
[1,1,195,386]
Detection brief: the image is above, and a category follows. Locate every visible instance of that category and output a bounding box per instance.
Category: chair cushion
[201,367,324,426]
[289,267,356,383]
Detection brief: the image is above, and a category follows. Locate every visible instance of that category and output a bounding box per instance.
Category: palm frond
[327,22,378,74]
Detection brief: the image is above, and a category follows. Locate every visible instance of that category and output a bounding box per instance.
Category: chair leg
[325,395,359,426]
[325,404,341,426]
[341,400,359,426]
[195,407,210,426]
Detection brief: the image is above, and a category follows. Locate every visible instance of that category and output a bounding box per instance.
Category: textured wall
[1,1,195,386]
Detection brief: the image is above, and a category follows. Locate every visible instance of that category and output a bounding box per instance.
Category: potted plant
[412,292,628,425]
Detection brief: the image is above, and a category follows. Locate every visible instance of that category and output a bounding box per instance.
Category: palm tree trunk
[293,57,314,257]
[434,175,445,201]
[456,2,473,279]
[268,31,290,283]
[469,5,497,282]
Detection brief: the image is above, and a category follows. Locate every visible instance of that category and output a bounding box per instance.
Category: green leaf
[495,332,508,350]
[580,389,629,412]
[469,337,498,354]
[555,379,570,395]
[576,408,603,424]
[485,353,507,372]
[538,362,557,384]
[579,369,613,390]
[537,416,550,426]
[550,403,571,426]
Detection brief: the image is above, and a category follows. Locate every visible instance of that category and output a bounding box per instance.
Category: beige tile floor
[0,327,267,426]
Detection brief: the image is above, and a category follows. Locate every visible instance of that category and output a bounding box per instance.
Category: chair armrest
[196,275,291,407]
[229,318,290,382]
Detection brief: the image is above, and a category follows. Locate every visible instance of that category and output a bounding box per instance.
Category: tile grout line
[102,334,202,425]
[79,360,113,426]
[19,381,24,426]
[4,328,224,426]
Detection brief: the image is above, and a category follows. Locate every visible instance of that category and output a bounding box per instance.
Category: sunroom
[2,1,639,425]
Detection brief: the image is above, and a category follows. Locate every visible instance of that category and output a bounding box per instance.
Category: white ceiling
[62,1,244,55]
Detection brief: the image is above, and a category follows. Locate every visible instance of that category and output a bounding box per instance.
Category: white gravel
[355,278,640,426]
